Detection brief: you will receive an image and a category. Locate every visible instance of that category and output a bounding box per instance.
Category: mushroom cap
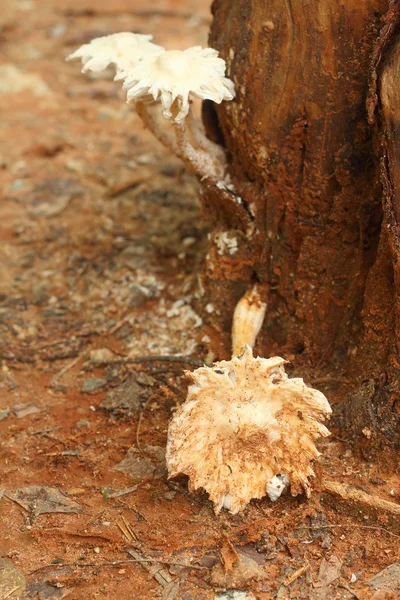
[118,46,235,121]
[66,32,164,74]
[166,346,332,514]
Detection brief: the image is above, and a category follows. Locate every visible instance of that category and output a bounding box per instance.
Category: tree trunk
[200,0,400,449]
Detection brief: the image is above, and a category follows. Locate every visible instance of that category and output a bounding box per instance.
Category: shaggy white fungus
[166,345,332,514]
[118,46,235,121]
[66,32,163,74]
[67,35,234,181]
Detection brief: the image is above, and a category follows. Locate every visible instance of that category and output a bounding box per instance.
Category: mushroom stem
[136,103,225,182]
[135,101,179,156]
[173,120,225,181]
[187,110,227,165]
[231,285,267,357]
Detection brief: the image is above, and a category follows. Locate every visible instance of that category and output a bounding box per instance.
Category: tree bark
[200,0,400,448]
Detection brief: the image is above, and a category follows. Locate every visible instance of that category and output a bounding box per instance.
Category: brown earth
[0,1,399,599]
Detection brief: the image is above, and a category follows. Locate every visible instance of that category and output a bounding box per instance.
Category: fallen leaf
[0,408,10,421]
[27,178,83,217]
[100,379,142,415]
[0,558,26,598]
[367,562,400,598]
[211,552,266,589]
[21,579,71,599]
[113,445,166,482]
[81,378,107,394]
[161,580,180,600]
[3,486,82,517]
[314,555,342,588]
[12,403,40,418]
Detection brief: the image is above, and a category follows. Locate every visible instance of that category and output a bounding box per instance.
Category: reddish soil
[0,1,399,599]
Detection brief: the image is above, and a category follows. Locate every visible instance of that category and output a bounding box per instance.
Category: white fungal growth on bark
[166,346,332,514]
[214,231,239,256]
[67,34,235,182]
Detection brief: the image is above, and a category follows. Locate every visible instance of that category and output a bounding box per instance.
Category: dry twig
[29,557,206,576]
[136,399,149,452]
[283,562,310,586]
[107,173,152,198]
[4,587,21,599]
[127,548,172,587]
[51,354,83,383]
[298,523,400,539]
[339,582,362,600]
[118,515,139,543]
[90,354,206,368]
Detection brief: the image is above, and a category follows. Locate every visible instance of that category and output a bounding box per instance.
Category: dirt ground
[1,1,400,599]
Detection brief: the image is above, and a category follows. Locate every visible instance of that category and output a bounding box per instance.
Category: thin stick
[107,485,138,499]
[28,558,206,575]
[90,354,206,368]
[127,548,171,586]
[121,515,138,542]
[51,354,82,383]
[322,480,400,516]
[4,587,20,599]
[108,173,151,198]
[136,399,149,452]
[62,7,211,23]
[117,520,139,543]
[283,562,310,586]
[298,523,400,539]
[339,583,362,600]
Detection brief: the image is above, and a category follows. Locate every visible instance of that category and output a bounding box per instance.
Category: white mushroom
[67,35,234,182]
[118,46,235,121]
[66,32,164,74]
[267,473,290,502]
[117,46,234,180]
[166,346,332,514]
[231,285,267,357]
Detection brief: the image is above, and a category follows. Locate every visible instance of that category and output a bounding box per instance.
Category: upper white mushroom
[118,46,235,121]
[66,32,164,74]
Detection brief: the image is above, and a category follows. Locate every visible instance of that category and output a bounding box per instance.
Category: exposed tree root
[322,479,400,515]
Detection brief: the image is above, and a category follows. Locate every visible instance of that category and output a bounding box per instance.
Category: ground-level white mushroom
[166,345,332,514]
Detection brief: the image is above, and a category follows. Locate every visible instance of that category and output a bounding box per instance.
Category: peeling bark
[200,0,400,446]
